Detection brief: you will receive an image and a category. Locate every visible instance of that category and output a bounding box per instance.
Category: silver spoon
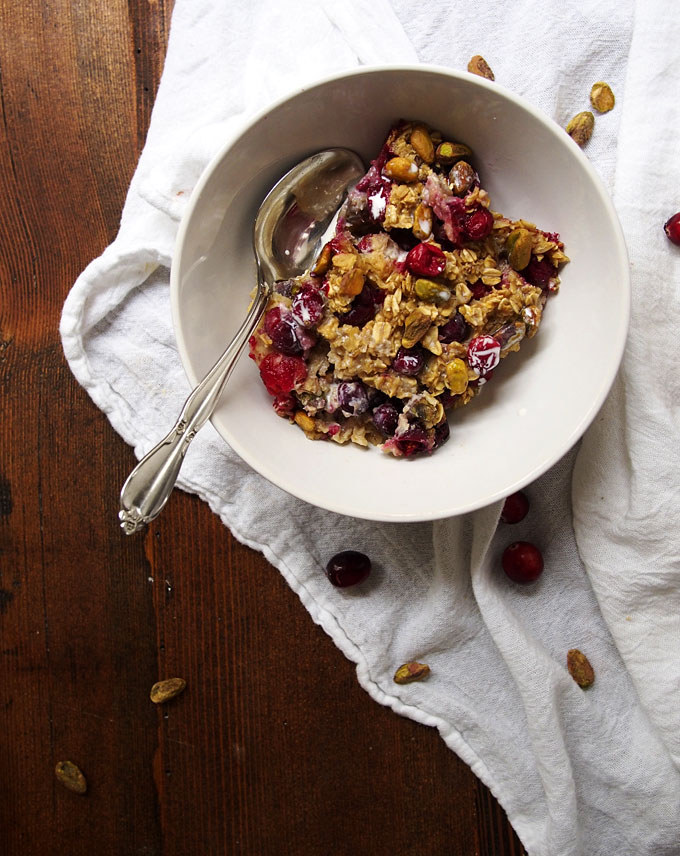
[118,148,365,534]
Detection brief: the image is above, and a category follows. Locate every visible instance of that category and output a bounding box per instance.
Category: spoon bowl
[118,147,365,533]
[256,148,366,284]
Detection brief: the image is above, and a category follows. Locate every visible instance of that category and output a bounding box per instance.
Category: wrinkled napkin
[60,1,680,853]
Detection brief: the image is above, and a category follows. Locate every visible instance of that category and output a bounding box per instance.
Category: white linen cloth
[60,1,680,853]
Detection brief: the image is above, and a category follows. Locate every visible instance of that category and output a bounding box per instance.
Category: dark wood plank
[0,1,524,853]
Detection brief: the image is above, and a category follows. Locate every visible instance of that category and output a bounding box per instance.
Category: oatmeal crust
[250,121,568,456]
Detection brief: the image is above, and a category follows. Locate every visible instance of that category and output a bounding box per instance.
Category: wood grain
[0,2,525,853]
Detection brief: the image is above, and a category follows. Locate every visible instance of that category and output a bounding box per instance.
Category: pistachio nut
[383,156,420,183]
[449,161,477,196]
[55,761,87,795]
[294,411,316,432]
[412,202,433,240]
[506,228,533,271]
[311,242,332,276]
[414,278,451,305]
[445,358,469,394]
[467,54,495,81]
[410,125,435,163]
[405,394,443,427]
[589,81,615,113]
[435,141,473,166]
[402,310,432,348]
[340,268,365,297]
[566,111,595,147]
[150,677,187,704]
[394,661,431,684]
[567,649,595,689]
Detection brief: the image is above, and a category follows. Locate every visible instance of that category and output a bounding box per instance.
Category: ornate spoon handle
[118,283,270,534]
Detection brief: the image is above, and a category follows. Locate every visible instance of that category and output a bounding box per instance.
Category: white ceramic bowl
[171,66,629,522]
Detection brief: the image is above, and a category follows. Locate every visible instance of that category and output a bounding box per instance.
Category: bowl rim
[170,63,631,521]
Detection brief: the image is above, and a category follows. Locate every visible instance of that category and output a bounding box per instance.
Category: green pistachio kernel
[414,278,452,305]
[507,228,533,271]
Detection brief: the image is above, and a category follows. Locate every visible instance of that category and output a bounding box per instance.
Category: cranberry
[433,417,450,449]
[467,335,501,377]
[404,242,447,277]
[439,390,457,409]
[540,230,563,248]
[342,193,375,236]
[392,346,426,376]
[664,212,680,246]
[367,282,386,306]
[258,353,307,395]
[325,550,371,587]
[329,231,353,255]
[274,279,295,297]
[272,393,296,417]
[387,228,420,252]
[368,141,393,175]
[500,491,529,524]
[470,281,491,300]
[372,402,399,435]
[337,381,369,417]
[501,541,544,583]
[426,182,467,245]
[445,195,468,222]
[463,207,494,241]
[355,164,382,194]
[523,257,554,288]
[367,182,392,221]
[342,282,384,327]
[355,161,392,222]
[291,285,325,328]
[432,219,459,249]
[366,388,389,408]
[295,325,317,354]
[344,302,374,328]
[438,313,469,344]
[393,424,432,457]
[264,306,302,355]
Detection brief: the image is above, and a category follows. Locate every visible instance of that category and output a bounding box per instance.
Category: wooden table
[1,2,525,853]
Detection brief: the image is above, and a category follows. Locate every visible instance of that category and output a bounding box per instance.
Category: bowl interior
[171,66,629,521]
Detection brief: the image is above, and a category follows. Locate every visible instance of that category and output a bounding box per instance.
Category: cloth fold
[60,2,680,854]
